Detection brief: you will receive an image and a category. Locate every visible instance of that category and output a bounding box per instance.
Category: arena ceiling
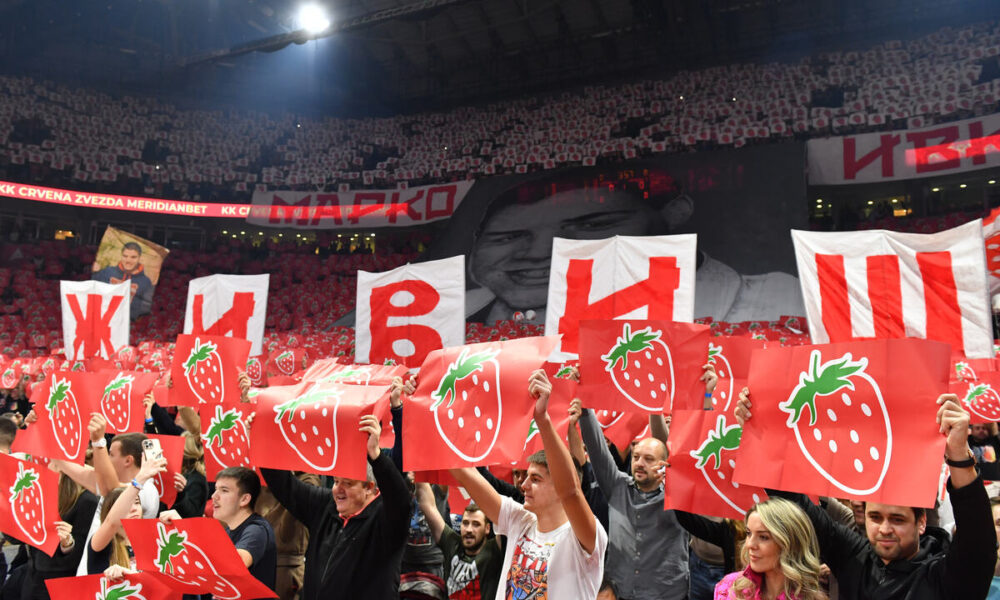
[0,0,994,115]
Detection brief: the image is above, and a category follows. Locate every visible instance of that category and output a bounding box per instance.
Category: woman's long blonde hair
[730,498,828,600]
[181,430,205,476]
[100,487,132,569]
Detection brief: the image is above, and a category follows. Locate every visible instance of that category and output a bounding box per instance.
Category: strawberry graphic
[962,383,1000,421]
[273,383,341,471]
[154,523,239,599]
[554,365,576,379]
[245,357,264,387]
[96,578,146,600]
[321,367,371,385]
[689,414,766,515]
[202,406,251,470]
[954,361,977,382]
[0,366,17,389]
[275,351,296,376]
[9,462,47,546]
[431,348,502,462]
[595,409,624,429]
[707,343,734,410]
[183,338,224,404]
[780,350,891,496]
[602,323,674,411]
[47,376,82,460]
[100,373,134,432]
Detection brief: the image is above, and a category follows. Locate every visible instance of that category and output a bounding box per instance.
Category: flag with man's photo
[91,226,169,318]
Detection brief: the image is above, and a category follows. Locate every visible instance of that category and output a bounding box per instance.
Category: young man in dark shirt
[213,466,277,592]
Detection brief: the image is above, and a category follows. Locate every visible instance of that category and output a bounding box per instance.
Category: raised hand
[360,414,382,460]
[528,369,552,420]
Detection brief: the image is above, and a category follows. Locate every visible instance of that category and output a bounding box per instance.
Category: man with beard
[415,482,503,599]
[92,242,154,317]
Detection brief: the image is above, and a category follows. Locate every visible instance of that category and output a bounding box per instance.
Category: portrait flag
[355,255,465,368]
[545,234,697,358]
[60,280,130,360]
[250,381,387,479]
[792,221,993,358]
[0,453,61,555]
[734,339,950,507]
[124,518,277,599]
[403,336,561,471]
[91,226,169,318]
[46,572,177,600]
[12,372,101,464]
[169,334,251,407]
[183,274,269,357]
[578,320,709,413]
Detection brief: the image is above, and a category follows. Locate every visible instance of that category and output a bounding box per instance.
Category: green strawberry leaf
[204,406,239,447]
[554,366,574,379]
[99,579,144,600]
[102,374,132,396]
[274,384,337,423]
[154,523,187,575]
[689,415,742,469]
[182,338,216,375]
[8,463,37,501]
[779,350,866,426]
[431,348,499,409]
[47,379,70,418]
[601,324,662,371]
[965,383,990,405]
[708,344,721,362]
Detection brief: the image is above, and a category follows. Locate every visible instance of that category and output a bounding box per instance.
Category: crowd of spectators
[1,20,999,204]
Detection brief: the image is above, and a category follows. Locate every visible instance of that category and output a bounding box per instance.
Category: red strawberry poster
[98,371,158,434]
[169,334,251,407]
[245,355,268,388]
[300,360,408,386]
[403,336,561,472]
[200,403,253,481]
[0,453,61,555]
[665,409,768,519]
[125,518,276,599]
[46,572,177,600]
[519,366,575,463]
[951,356,997,383]
[13,372,100,464]
[950,371,1000,422]
[267,348,305,378]
[579,320,709,413]
[250,381,387,480]
[707,337,766,412]
[146,434,185,509]
[593,408,651,450]
[734,339,951,507]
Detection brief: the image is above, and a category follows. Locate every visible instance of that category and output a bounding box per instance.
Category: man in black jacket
[259,413,410,600]
[736,390,995,600]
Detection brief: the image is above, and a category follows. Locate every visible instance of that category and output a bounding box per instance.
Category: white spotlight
[298,4,330,34]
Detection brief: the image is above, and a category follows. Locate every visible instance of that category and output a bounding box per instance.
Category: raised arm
[450,468,503,525]
[88,413,123,495]
[415,482,447,544]
[531,370,599,554]
[577,400,630,491]
[91,457,166,553]
[362,414,411,543]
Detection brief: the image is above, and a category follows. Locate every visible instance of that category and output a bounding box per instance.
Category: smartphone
[142,438,163,463]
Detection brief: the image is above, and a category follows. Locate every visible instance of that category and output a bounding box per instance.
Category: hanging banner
[246,181,474,229]
[91,226,169,318]
[183,274,269,357]
[792,220,993,359]
[545,235,697,358]
[807,113,1000,185]
[355,256,465,367]
[60,280,130,360]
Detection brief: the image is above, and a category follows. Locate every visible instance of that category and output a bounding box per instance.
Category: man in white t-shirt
[452,370,608,599]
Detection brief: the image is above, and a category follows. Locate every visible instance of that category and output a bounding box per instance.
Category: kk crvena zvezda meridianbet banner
[403,336,561,471]
[666,409,768,520]
[544,235,697,357]
[578,320,708,413]
[0,453,60,555]
[98,370,158,434]
[13,372,100,464]
[250,381,387,480]
[792,220,993,358]
[169,334,252,406]
[124,518,276,599]
[355,255,465,368]
[707,336,766,412]
[46,572,177,600]
[60,280,130,360]
[183,274,269,357]
[734,338,950,507]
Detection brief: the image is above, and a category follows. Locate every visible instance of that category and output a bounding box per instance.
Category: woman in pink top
[714,498,828,600]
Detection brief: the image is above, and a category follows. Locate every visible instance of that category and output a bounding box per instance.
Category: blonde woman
[714,498,827,600]
[171,430,209,517]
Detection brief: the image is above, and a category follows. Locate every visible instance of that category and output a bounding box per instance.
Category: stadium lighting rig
[298,4,331,34]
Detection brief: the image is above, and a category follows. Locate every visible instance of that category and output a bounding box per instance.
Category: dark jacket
[675,511,739,574]
[260,451,410,600]
[770,476,995,600]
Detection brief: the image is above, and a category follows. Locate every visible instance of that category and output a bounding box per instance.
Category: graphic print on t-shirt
[505,534,553,600]
[447,553,482,599]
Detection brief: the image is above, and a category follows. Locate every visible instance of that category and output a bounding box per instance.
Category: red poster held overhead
[735,339,950,507]
[403,336,560,471]
[169,334,251,407]
[707,336,766,412]
[0,453,61,555]
[146,433,185,509]
[200,403,254,481]
[98,370,158,434]
[13,372,101,464]
[46,572,178,600]
[579,320,709,413]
